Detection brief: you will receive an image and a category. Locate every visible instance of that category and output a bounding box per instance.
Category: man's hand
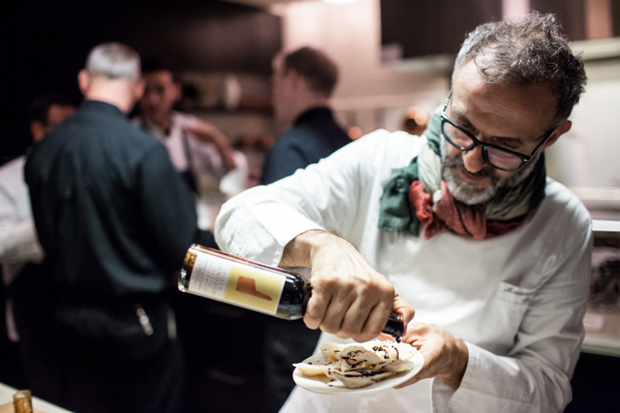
[280,230,413,342]
[394,322,469,390]
[185,122,236,173]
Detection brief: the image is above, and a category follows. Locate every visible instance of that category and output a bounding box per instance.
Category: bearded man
[215,12,591,413]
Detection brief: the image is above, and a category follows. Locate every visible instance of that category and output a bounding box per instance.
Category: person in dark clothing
[260,46,352,412]
[24,42,206,413]
[261,46,351,186]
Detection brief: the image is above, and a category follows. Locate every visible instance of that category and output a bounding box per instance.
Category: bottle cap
[384,313,405,339]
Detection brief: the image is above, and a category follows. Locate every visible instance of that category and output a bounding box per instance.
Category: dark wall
[530,0,586,40]
[1,0,281,161]
[380,0,503,59]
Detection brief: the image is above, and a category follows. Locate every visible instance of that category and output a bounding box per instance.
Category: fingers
[392,295,416,328]
[287,230,399,341]
[306,252,395,341]
[355,302,393,342]
[302,287,330,331]
[392,323,468,390]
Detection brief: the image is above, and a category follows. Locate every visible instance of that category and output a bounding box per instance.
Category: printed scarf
[378,110,546,240]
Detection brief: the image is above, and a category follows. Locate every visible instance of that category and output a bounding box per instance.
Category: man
[260,46,353,412]
[134,60,248,234]
[261,46,351,185]
[0,93,75,389]
[215,12,591,413]
[25,43,204,413]
[0,93,75,341]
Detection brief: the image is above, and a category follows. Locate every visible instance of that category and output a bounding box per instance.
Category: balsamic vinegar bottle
[178,244,404,338]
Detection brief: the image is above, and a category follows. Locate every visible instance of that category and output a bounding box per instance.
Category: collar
[294,107,334,127]
[80,100,126,118]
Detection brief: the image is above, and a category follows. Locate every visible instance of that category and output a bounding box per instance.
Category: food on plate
[294,340,418,389]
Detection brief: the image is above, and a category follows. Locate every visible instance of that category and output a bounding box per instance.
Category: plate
[292,345,424,394]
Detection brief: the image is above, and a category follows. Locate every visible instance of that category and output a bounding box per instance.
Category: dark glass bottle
[12,390,33,413]
[179,244,404,338]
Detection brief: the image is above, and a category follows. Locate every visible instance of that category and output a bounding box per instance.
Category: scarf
[378,109,546,240]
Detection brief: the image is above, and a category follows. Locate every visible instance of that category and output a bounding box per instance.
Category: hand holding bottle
[279,229,415,342]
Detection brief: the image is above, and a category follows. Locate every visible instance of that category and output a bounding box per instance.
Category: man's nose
[461,145,487,173]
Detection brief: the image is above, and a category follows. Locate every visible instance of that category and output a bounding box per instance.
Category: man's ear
[545,120,572,148]
[77,69,90,94]
[133,78,146,102]
[30,121,46,143]
[173,82,182,103]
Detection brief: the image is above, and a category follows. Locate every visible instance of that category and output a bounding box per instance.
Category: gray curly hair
[453,11,587,129]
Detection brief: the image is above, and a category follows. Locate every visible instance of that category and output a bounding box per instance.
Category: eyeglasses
[440,93,554,172]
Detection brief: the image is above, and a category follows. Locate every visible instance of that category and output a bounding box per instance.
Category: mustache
[462,165,495,178]
[443,154,497,179]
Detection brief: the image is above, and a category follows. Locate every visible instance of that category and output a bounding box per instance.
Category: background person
[25,43,207,413]
[261,46,351,185]
[260,45,353,413]
[215,12,591,413]
[134,59,249,236]
[0,92,75,388]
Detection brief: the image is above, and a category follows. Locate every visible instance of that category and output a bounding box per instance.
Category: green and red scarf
[378,110,546,240]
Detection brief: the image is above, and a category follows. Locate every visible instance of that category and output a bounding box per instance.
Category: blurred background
[1,0,620,412]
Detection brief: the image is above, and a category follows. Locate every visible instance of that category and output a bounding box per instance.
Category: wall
[1,0,280,161]
[272,0,620,190]
[546,54,620,189]
[271,0,450,134]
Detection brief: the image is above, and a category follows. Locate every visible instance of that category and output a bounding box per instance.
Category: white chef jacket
[215,129,593,413]
[0,155,44,342]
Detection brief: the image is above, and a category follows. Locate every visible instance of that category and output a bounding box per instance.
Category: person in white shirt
[134,60,249,233]
[0,93,75,342]
[214,12,591,413]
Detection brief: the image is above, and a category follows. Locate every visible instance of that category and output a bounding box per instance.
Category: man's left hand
[394,322,469,390]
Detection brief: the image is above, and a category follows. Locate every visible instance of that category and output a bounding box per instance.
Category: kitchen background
[1,0,619,412]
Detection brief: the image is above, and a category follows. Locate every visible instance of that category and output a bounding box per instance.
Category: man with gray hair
[25,42,203,412]
[215,12,591,412]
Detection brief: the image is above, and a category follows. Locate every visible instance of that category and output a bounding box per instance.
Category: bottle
[178,244,405,339]
[12,389,33,413]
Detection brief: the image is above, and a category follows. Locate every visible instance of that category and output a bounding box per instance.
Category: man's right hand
[279,230,412,342]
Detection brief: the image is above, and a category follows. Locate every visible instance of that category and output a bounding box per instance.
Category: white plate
[292,346,424,394]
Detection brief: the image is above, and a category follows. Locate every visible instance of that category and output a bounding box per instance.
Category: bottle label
[188,252,285,315]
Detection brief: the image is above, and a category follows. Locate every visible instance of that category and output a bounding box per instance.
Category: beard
[441,139,542,205]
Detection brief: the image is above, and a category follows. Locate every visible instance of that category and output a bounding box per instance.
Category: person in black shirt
[261,46,352,412]
[261,46,352,186]
[25,42,204,413]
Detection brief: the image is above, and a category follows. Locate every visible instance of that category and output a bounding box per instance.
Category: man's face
[442,60,558,205]
[31,103,76,142]
[139,70,180,121]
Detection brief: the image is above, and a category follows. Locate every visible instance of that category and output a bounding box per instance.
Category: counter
[0,383,71,413]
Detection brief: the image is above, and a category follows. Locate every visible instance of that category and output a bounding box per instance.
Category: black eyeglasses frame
[440,93,554,172]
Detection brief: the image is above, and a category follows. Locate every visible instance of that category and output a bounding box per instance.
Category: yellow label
[223,264,284,314]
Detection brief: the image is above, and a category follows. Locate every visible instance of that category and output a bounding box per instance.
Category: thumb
[393,295,415,325]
